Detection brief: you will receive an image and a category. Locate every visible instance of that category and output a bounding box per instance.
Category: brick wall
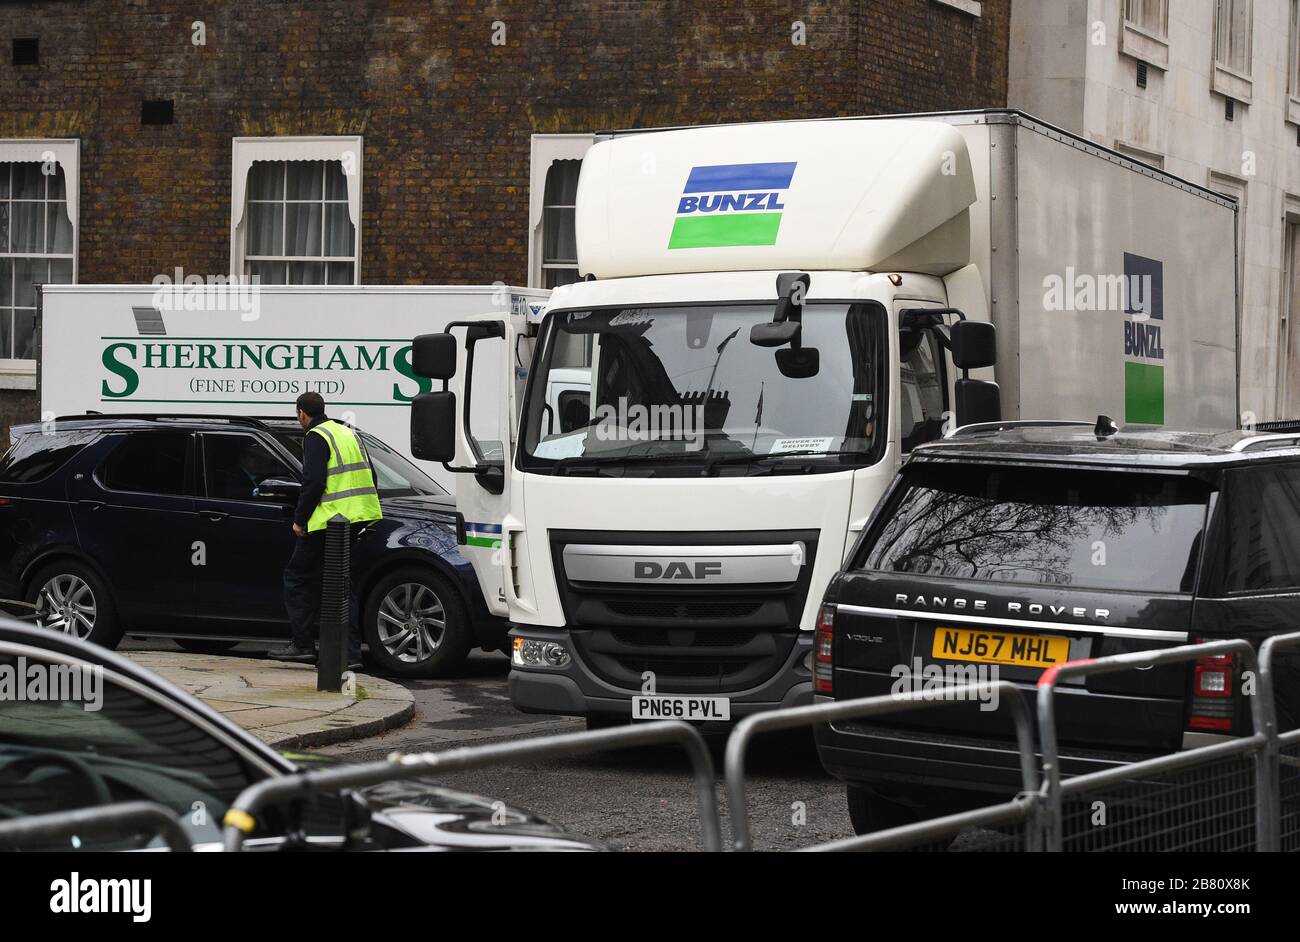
[0,390,36,451]
[0,0,1008,436]
[1,0,1008,286]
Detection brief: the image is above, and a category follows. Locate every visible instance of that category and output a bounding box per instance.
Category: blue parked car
[0,414,504,677]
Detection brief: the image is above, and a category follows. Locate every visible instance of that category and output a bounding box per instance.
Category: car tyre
[846,784,920,835]
[27,561,123,649]
[363,567,470,677]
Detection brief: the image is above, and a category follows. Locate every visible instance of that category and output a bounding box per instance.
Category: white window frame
[1121,0,1169,70]
[0,138,79,384]
[528,134,595,289]
[1212,0,1254,103]
[1289,0,1300,123]
[1209,170,1247,335]
[1277,195,1300,416]
[1113,141,1165,170]
[230,136,362,283]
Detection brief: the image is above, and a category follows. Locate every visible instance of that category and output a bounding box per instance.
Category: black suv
[814,420,1300,833]
[0,414,503,676]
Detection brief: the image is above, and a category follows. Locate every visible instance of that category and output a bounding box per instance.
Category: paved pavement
[122,650,414,749]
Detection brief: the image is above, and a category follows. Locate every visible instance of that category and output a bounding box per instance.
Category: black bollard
[318,514,350,692]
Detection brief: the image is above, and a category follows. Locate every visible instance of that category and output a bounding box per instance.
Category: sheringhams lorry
[409,110,1239,727]
[37,284,546,492]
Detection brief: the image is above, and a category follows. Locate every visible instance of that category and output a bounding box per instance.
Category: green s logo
[102,343,139,398]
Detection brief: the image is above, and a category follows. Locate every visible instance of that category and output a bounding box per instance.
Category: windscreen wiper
[701,449,877,476]
[553,450,715,476]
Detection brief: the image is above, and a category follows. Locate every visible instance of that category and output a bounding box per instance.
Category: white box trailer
[413,110,1241,726]
[579,110,1240,427]
[37,284,547,491]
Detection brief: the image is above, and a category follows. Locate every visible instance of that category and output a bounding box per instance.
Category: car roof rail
[1230,433,1300,453]
[944,419,1095,439]
[53,412,275,432]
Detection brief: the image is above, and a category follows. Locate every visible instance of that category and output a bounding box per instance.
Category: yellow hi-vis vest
[306,419,383,532]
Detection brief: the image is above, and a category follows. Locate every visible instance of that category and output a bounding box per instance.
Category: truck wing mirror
[412,333,459,381]
[752,272,810,347]
[950,319,997,370]
[955,378,1001,427]
[411,391,457,462]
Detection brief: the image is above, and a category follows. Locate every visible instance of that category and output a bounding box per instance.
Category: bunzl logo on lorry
[1122,252,1165,424]
[668,161,796,250]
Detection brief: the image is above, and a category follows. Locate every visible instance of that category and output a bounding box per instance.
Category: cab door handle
[78,500,104,511]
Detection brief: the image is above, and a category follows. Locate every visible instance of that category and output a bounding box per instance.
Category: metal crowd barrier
[5,636,1297,854]
[724,681,1041,852]
[1037,639,1266,852]
[729,632,1300,852]
[0,800,192,852]
[222,718,722,852]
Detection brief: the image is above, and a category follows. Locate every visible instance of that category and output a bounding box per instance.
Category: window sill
[932,0,980,15]
[1288,96,1300,126]
[1212,64,1253,104]
[1120,21,1169,71]
[0,368,37,391]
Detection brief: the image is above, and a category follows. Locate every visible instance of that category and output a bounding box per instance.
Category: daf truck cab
[408,112,1238,727]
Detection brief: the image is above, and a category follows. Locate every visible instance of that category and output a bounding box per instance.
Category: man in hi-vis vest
[268,392,382,667]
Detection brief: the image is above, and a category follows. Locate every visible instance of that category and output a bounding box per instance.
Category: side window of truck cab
[898,326,947,452]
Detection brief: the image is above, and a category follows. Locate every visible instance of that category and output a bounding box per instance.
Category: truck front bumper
[507,626,814,720]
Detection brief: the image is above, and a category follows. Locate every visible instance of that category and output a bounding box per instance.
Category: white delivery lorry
[410,110,1239,725]
[37,284,546,491]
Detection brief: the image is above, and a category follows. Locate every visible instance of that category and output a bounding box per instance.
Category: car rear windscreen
[0,430,97,484]
[861,464,1211,593]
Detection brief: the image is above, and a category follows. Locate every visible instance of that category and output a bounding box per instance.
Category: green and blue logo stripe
[465,522,502,549]
[669,161,796,250]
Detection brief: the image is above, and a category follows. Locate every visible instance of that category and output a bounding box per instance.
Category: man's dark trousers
[284,524,363,661]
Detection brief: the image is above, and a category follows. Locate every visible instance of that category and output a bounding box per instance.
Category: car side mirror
[950,320,997,370]
[412,332,458,381]
[257,477,301,501]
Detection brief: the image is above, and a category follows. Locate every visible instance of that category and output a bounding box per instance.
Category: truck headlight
[512,637,571,668]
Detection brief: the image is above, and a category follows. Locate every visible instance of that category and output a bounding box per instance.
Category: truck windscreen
[520,302,885,475]
[861,464,1211,593]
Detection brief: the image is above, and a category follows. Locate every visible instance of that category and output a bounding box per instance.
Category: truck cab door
[410,308,528,618]
[894,300,952,453]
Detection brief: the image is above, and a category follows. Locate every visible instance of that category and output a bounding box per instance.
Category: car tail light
[814,603,835,694]
[1187,651,1236,733]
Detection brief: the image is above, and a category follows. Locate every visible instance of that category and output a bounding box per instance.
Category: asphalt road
[316,650,854,852]
[122,639,853,851]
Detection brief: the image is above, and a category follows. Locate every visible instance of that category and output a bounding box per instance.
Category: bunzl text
[669,161,796,250]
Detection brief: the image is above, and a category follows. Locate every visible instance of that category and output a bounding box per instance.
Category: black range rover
[814,420,1300,834]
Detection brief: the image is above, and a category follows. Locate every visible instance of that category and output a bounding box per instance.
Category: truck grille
[551,528,818,694]
[605,599,761,620]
